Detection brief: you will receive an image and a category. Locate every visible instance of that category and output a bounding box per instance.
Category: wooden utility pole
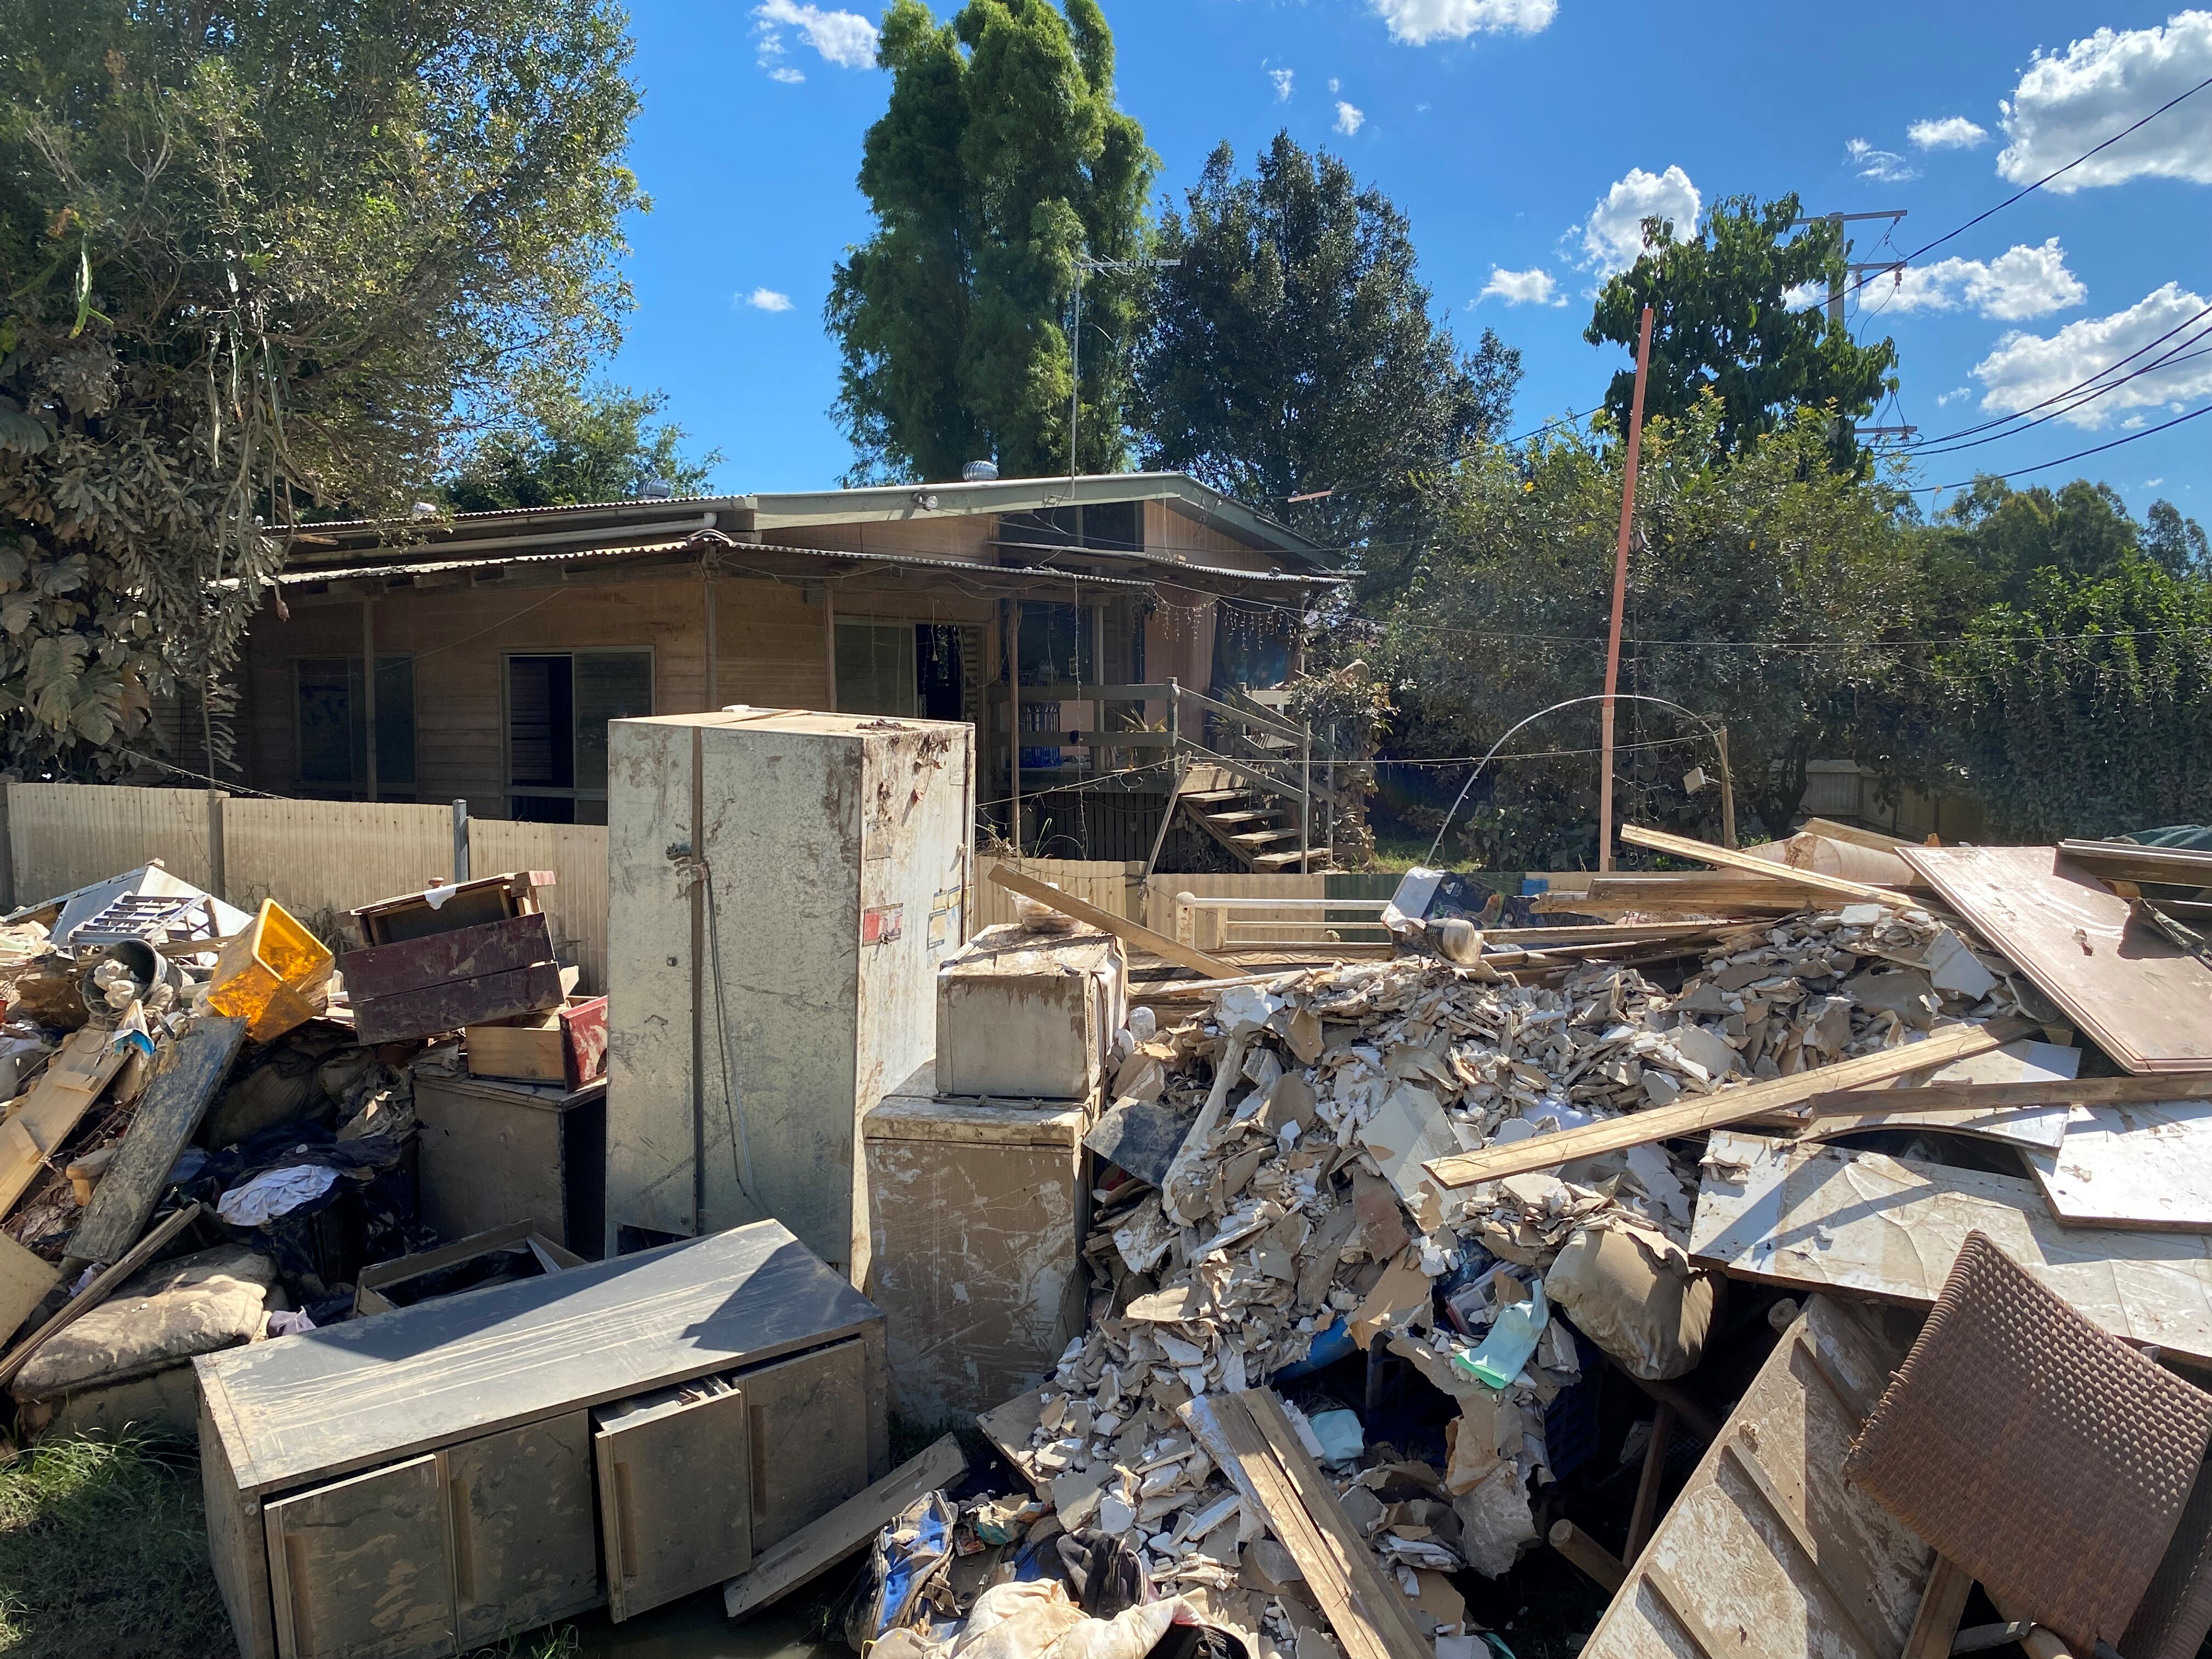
[1598,304,1655,872]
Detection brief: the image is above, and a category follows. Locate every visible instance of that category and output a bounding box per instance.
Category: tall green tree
[1587,194,1897,470]
[1136,133,1520,585]
[442,374,721,511]
[1380,397,1917,865]
[0,0,643,775]
[827,0,1155,484]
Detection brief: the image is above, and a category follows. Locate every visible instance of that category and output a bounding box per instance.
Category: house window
[1017,603,1096,771]
[836,620,972,721]
[835,619,918,716]
[295,657,416,797]
[506,650,653,824]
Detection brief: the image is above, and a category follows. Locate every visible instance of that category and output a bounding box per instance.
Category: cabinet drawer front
[266,1455,454,1659]
[740,1338,870,1550]
[445,1413,600,1645]
[594,1380,753,1622]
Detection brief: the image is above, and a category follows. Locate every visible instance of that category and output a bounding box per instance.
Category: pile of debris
[844,824,2212,1659]
[0,861,597,1443]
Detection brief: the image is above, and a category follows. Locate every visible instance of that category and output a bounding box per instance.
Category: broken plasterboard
[1690,1130,2212,1367]
[2027,1101,2212,1232]
[1356,1084,1465,1230]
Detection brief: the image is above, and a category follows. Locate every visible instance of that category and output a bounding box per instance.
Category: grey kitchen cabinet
[199,1222,886,1659]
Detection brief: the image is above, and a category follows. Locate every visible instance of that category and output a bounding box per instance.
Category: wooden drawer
[264,1415,597,1659]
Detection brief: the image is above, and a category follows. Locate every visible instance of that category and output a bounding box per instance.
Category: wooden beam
[1799,817,1924,855]
[0,1201,201,1389]
[2058,838,2212,888]
[987,864,1234,979]
[1791,1071,2212,1119]
[1625,1402,1674,1560]
[1548,1519,1627,1595]
[1621,824,1917,907]
[724,1434,966,1619]
[1902,1558,1976,1659]
[1423,1019,2030,1189]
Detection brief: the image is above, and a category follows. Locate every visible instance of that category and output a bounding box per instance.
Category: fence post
[1299,721,1312,873]
[1715,730,1738,850]
[451,799,469,883]
[207,789,229,904]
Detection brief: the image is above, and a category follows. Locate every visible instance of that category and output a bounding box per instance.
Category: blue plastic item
[1451,1279,1550,1389]
[1272,1314,1357,1381]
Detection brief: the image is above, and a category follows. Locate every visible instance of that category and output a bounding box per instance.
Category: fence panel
[222,798,453,946]
[6,782,218,909]
[1141,871,1327,948]
[470,820,609,993]
[973,857,1143,934]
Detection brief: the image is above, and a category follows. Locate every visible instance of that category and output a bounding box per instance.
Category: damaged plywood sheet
[1580,1295,1933,1659]
[1900,844,2212,1075]
[2027,1101,2212,1232]
[1798,1040,2081,1153]
[1691,1131,2212,1367]
[862,1093,1091,1429]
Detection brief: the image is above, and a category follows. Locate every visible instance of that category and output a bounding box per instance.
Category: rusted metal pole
[1598,303,1656,873]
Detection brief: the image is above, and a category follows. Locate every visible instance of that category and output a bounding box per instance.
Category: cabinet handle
[614,1460,640,1581]
[449,1476,475,1603]
[751,1404,770,1523]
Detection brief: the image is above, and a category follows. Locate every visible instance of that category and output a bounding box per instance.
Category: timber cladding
[239,575,824,816]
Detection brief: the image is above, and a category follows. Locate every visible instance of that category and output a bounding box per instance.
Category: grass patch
[0,1433,231,1659]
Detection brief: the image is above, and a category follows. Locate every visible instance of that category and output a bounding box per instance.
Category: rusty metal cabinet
[198,1222,887,1659]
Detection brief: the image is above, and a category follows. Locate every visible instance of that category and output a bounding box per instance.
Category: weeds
[0,1434,230,1659]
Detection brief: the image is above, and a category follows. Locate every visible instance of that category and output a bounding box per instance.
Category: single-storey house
[217,472,1339,861]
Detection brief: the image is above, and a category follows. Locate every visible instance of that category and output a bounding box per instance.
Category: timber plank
[68,1015,246,1266]
[724,1434,965,1618]
[342,912,556,998]
[1424,1019,2027,1189]
[988,865,1233,979]
[1620,825,1918,906]
[0,1025,128,1221]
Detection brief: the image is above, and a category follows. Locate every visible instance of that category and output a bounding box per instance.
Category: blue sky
[607,1,2210,521]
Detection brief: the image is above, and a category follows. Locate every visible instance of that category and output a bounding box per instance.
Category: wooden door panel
[741,1338,868,1550]
[444,1412,600,1645]
[593,1376,753,1622]
[266,1455,454,1659]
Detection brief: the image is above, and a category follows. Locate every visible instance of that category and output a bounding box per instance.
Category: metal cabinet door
[266,1455,454,1659]
[445,1412,600,1646]
[741,1337,870,1550]
[593,1376,753,1622]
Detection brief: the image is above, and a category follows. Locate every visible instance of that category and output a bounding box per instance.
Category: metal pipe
[1599,303,1656,873]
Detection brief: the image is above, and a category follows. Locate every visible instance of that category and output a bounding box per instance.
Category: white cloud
[1365,0,1556,47]
[1909,115,1990,149]
[1328,76,1341,92]
[1997,12,2212,191]
[1270,67,1294,100]
[1334,100,1365,136]
[743,288,794,313]
[1846,137,1918,183]
[1937,386,1972,406]
[1875,238,2087,321]
[1972,281,2212,427]
[753,0,878,74]
[1783,280,1826,312]
[2146,475,2164,484]
[768,65,805,83]
[1576,165,1701,274]
[1479,267,1558,306]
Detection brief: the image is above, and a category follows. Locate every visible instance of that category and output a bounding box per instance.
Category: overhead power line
[1908,400,2212,494]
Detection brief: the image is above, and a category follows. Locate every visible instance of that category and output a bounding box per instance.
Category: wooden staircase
[1177,767,1313,871]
